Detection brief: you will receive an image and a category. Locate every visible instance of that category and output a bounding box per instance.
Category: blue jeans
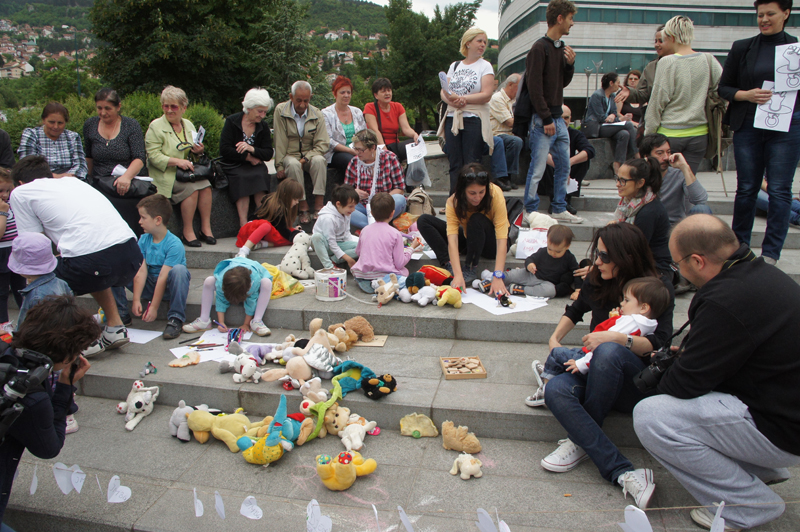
[544,342,651,483]
[732,114,800,260]
[542,346,586,380]
[524,115,569,213]
[498,133,523,176]
[688,203,713,216]
[350,194,407,229]
[756,189,800,225]
[483,136,508,179]
[113,264,191,323]
[444,116,485,194]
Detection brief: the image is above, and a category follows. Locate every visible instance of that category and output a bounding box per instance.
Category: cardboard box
[440,356,487,380]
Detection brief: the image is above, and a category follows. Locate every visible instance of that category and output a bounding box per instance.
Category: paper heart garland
[240,496,263,520]
[215,491,225,519]
[53,463,81,495]
[29,465,37,495]
[398,506,415,531]
[617,505,653,532]
[72,468,86,493]
[307,499,332,532]
[710,502,727,532]
[476,508,511,532]
[193,488,203,517]
[107,475,131,503]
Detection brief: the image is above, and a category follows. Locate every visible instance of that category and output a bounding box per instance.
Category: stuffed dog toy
[116,380,160,431]
[280,232,314,279]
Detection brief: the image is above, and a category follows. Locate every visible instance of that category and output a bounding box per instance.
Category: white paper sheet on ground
[411,252,424,260]
[169,345,235,364]
[307,499,332,532]
[200,329,252,343]
[567,177,579,194]
[126,328,163,344]
[515,228,548,259]
[775,43,800,91]
[193,488,204,517]
[29,465,37,495]
[461,288,548,316]
[107,475,131,503]
[398,506,416,531]
[405,139,428,164]
[425,249,436,259]
[754,81,797,132]
[214,491,225,519]
[240,496,263,520]
[617,505,653,532]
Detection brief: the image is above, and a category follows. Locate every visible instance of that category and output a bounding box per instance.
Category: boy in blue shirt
[113,194,190,340]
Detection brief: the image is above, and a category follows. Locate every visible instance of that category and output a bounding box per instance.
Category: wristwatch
[625,335,634,349]
[493,270,505,280]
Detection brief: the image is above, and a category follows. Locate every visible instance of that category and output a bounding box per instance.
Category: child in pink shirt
[351,193,421,293]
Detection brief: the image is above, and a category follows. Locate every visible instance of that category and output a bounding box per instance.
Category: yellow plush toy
[186,410,270,452]
[315,451,377,491]
[436,286,462,309]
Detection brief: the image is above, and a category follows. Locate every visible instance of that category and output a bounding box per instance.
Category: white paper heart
[307,499,332,532]
[496,508,511,532]
[53,462,77,495]
[618,505,654,532]
[215,491,225,519]
[710,502,726,532]
[193,488,203,517]
[240,496,263,520]
[476,509,498,532]
[29,465,38,495]
[107,475,131,503]
[398,506,415,532]
[71,468,86,493]
[13,469,18,481]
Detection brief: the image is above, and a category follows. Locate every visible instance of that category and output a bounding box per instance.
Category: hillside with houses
[0,18,93,79]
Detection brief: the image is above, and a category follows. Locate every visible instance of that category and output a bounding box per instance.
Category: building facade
[498,0,800,99]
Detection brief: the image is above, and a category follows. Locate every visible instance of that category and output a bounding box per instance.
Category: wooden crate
[440,356,487,380]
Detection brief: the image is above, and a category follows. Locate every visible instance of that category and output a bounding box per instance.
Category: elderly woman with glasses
[538,222,674,509]
[343,129,406,229]
[416,162,510,294]
[145,85,214,247]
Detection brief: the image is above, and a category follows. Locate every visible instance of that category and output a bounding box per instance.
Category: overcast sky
[370,0,501,40]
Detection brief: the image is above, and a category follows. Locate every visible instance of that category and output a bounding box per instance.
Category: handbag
[175,154,214,183]
[704,53,728,161]
[93,175,156,199]
[209,157,229,189]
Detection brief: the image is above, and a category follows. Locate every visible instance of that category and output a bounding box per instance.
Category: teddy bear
[373,273,400,305]
[186,409,271,452]
[339,416,377,451]
[279,231,314,279]
[299,377,329,403]
[361,374,398,400]
[327,325,358,351]
[442,421,482,454]
[450,452,483,480]
[261,328,342,387]
[344,316,374,343]
[308,318,349,352]
[411,285,437,306]
[316,451,378,491]
[219,352,265,383]
[436,286,463,308]
[116,380,160,431]
[322,402,350,437]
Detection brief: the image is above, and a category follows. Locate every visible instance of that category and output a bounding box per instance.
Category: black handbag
[209,157,229,189]
[175,154,214,183]
[93,174,156,199]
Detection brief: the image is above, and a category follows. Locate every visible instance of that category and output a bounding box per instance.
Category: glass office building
[498,0,799,98]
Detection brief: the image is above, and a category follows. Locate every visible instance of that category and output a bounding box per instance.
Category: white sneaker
[65,414,79,434]
[531,359,544,388]
[83,326,129,358]
[524,384,546,407]
[541,438,588,472]
[689,507,742,532]
[249,319,271,337]
[182,317,212,333]
[762,256,777,266]
[618,468,656,510]
[236,247,250,258]
[551,210,584,224]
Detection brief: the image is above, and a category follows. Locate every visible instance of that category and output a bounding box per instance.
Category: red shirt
[364,101,405,145]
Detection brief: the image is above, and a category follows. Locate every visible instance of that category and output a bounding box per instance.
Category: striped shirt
[0,208,17,248]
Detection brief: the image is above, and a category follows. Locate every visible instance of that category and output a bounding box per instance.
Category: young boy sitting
[474,225,580,298]
[9,232,72,327]
[526,276,670,407]
[351,192,422,293]
[310,184,360,269]
[112,194,191,340]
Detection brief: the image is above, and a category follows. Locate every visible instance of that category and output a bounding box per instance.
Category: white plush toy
[219,353,264,383]
[169,400,195,442]
[299,377,329,403]
[280,232,314,279]
[116,380,160,431]
[339,415,378,451]
[411,285,437,306]
[450,452,483,480]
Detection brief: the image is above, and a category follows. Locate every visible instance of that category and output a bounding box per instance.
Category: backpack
[505,196,525,246]
[407,186,435,216]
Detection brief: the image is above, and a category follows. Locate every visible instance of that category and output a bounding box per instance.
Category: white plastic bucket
[314,268,347,301]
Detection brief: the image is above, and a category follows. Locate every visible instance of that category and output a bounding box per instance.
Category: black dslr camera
[0,348,53,443]
[633,345,680,393]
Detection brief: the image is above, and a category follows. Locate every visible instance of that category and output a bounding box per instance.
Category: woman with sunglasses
[613,157,672,277]
[83,88,148,236]
[541,222,674,509]
[18,101,87,180]
[344,129,406,229]
[417,162,510,294]
[145,85,215,247]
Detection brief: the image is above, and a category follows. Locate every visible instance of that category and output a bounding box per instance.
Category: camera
[633,344,679,393]
[0,348,53,443]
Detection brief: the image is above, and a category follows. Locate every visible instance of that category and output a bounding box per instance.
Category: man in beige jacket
[273,80,330,220]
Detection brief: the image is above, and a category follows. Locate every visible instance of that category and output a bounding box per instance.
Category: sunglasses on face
[162,104,180,111]
[465,171,489,179]
[594,249,612,264]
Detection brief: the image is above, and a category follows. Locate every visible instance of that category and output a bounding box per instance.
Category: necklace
[99,117,121,146]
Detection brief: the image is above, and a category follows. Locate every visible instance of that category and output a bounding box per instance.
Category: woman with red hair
[322,76,367,173]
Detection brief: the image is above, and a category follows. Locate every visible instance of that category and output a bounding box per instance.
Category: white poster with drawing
[775,43,800,92]
[754,81,797,132]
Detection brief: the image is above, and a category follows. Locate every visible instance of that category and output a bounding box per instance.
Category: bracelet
[0,211,9,217]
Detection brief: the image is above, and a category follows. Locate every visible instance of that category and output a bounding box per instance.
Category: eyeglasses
[670,253,701,270]
[354,146,369,154]
[615,175,635,185]
[176,141,193,151]
[162,104,180,111]
[594,249,612,264]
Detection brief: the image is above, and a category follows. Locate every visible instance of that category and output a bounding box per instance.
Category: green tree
[89,0,275,114]
[35,59,101,101]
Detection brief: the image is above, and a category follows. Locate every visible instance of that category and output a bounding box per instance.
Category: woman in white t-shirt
[439,27,496,195]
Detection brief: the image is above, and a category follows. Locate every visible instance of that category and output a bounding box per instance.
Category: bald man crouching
[632,214,800,531]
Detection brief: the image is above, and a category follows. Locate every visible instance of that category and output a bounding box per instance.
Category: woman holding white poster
[719,0,800,265]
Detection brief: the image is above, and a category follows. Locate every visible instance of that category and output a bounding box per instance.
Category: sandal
[298,210,311,224]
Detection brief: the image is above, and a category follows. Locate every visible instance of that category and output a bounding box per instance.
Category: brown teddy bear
[344,316,374,343]
[328,325,359,351]
[442,421,482,454]
[321,402,350,437]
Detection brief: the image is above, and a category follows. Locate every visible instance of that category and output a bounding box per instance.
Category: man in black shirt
[633,214,800,531]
